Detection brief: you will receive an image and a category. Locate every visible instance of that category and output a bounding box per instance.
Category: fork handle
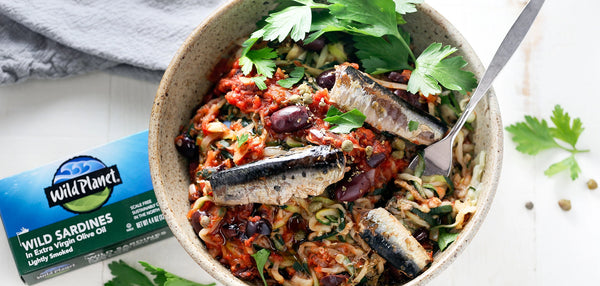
[448,0,545,139]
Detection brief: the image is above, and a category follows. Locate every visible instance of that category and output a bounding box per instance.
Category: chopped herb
[372,188,385,195]
[408,120,419,131]
[237,133,250,147]
[198,168,217,179]
[323,106,366,133]
[292,261,310,274]
[347,201,354,212]
[105,260,215,286]
[407,43,477,97]
[220,149,234,160]
[506,105,589,180]
[277,67,305,88]
[251,249,271,286]
[217,140,230,148]
[438,228,459,251]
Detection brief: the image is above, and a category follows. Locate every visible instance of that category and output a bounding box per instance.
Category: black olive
[367,153,386,168]
[270,105,311,133]
[320,274,348,286]
[335,172,371,202]
[246,218,272,236]
[316,69,336,90]
[174,133,198,159]
[300,37,326,51]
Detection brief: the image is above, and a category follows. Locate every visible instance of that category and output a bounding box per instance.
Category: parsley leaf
[323,106,366,133]
[259,0,322,42]
[239,48,278,78]
[304,9,348,43]
[544,155,581,180]
[105,260,154,286]
[506,105,589,180]
[353,33,411,74]
[438,228,459,251]
[328,0,399,38]
[251,249,270,286]
[105,261,215,286]
[393,0,424,14]
[408,43,477,97]
[505,116,560,155]
[252,76,268,90]
[277,66,305,88]
[550,105,584,148]
[140,261,214,286]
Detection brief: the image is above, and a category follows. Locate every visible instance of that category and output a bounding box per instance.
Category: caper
[365,146,374,156]
[587,179,597,190]
[341,140,354,152]
[392,138,405,151]
[558,199,571,211]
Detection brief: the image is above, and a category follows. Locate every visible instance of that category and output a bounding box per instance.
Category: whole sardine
[209,145,346,205]
[329,65,447,145]
[359,208,432,278]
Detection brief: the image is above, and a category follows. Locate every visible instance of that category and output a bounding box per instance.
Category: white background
[1,0,599,285]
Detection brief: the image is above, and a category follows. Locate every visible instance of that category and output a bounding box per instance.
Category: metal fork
[407,0,545,176]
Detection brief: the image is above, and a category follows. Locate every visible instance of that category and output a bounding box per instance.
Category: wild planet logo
[44,156,122,213]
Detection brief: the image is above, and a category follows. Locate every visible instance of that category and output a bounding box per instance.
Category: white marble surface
[1,0,599,285]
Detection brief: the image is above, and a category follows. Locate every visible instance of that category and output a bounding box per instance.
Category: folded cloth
[0,0,228,85]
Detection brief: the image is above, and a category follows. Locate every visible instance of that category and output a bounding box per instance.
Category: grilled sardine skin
[329,65,447,145]
[210,145,346,205]
[359,208,432,277]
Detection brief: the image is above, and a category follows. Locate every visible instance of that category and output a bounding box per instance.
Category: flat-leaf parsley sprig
[506,105,589,180]
[105,260,215,286]
[238,0,476,97]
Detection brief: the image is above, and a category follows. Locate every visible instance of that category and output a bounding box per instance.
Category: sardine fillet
[209,146,346,205]
[359,208,432,277]
[329,65,447,145]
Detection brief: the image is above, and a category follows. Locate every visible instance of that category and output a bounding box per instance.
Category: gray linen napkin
[0,0,228,85]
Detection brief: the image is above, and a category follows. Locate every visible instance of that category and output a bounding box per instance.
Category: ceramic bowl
[149,1,503,285]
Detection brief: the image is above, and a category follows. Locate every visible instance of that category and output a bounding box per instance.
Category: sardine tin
[0,131,171,284]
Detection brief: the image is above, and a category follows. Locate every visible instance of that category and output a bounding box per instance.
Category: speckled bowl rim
[149,1,503,285]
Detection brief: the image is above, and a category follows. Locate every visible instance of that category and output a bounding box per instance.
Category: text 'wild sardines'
[359,208,432,277]
[209,145,346,205]
[329,65,447,145]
